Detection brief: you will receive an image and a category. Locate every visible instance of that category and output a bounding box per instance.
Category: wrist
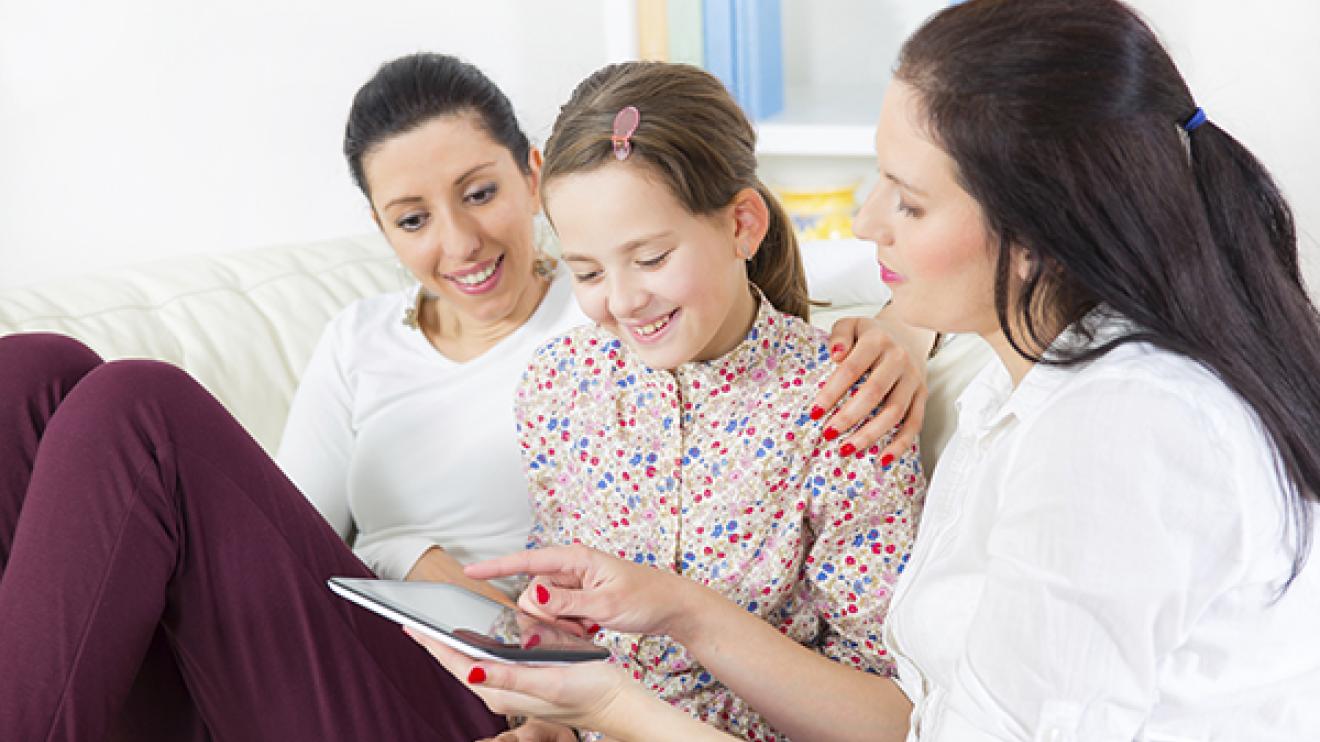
[660,578,716,644]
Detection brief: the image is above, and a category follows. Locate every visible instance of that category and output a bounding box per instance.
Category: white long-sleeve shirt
[277,241,891,589]
[885,318,1320,740]
[276,274,586,584]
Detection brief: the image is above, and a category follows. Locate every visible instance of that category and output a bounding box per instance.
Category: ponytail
[750,182,809,320]
[1186,121,1320,583]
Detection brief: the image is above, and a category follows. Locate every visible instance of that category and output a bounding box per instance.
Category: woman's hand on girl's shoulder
[813,315,937,462]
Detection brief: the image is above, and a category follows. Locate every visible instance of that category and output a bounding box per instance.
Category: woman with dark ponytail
[411,2,1320,740]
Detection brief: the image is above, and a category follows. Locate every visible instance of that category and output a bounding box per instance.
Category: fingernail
[524,634,542,649]
[839,442,856,457]
[881,453,895,469]
[809,405,825,421]
[831,343,845,360]
[588,623,601,634]
[467,666,487,684]
[535,584,550,605]
[823,427,839,442]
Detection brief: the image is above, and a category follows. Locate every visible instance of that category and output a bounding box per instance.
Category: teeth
[634,313,672,337]
[452,259,499,286]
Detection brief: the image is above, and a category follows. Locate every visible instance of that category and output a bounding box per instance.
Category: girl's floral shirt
[515,298,925,741]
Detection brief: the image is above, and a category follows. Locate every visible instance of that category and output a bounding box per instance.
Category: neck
[696,283,759,363]
[421,277,550,362]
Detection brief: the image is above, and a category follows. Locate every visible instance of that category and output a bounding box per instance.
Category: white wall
[0,0,615,289]
[2,0,1317,297]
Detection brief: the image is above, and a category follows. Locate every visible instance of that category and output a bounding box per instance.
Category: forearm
[406,546,515,607]
[668,583,911,742]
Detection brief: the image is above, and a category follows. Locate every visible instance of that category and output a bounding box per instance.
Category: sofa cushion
[0,234,400,451]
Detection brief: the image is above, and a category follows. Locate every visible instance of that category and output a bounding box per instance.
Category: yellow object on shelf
[775,183,858,241]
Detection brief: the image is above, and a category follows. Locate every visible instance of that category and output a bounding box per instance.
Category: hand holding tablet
[328,577,610,665]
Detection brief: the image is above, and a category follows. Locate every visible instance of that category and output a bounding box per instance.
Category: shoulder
[763,308,835,384]
[303,288,414,370]
[518,323,624,403]
[1040,342,1256,440]
[1018,341,1286,521]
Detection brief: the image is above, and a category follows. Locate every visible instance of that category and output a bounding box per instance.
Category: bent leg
[0,334,209,741]
[0,359,503,741]
[0,332,101,567]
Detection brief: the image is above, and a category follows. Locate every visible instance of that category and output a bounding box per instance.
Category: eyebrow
[561,231,673,263]
[379,160,498,212]
[884,171,928,197]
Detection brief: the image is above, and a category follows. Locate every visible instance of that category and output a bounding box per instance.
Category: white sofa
[0,234,991,466]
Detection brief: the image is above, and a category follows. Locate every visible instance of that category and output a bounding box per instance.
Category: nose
[431,209,482,262]
[853,183,894,247]
[606,271,650,320]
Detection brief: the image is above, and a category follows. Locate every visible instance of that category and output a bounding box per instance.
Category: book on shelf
[666,0,704,66]
[637,0,669,61]
[637,0,783,121]
[700,0,784,121]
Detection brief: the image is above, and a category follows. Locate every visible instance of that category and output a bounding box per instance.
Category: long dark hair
[540,61,810,320]
[899,0,1320,582]
[343,52,531,199]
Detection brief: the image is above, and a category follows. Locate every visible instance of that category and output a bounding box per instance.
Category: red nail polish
[831,343,845,358]
[823,427,839,442]
[588,623,601,634]
[839,442,856,457]
[809,405,825,421]
[524,634,542,649]
[881,453,895,469]
[535,584,550,605]
[467,666,487,684]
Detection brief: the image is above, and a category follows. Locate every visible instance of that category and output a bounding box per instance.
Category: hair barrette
[611,105,641,161]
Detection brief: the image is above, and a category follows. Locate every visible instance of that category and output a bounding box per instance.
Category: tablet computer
[328,577,610,665]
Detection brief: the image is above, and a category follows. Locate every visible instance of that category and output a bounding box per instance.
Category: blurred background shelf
[755,84,881,158]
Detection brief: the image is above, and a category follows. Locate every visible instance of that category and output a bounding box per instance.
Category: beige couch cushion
[0,234,401,451]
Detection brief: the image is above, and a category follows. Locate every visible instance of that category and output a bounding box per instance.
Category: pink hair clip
[611,105,640,161]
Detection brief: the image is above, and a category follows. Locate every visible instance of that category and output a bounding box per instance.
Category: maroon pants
[0,333,505,741]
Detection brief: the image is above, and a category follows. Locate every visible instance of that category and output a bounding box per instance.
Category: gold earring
[402,287,424,330]
[533,252,558,279]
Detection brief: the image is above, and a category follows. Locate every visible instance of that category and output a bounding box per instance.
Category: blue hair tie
[1182,107,1207,132]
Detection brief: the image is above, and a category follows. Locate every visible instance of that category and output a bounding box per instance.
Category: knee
[0,332,102,395]
[79,360,200,406]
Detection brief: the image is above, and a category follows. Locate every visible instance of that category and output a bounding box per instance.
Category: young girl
[506,62,924,740]
[414,1,1320,740]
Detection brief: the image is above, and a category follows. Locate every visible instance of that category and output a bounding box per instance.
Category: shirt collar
[673,287,791,387]
[955,306,1136,434]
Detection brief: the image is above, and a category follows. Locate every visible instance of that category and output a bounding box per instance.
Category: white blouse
[885,320,1320,741]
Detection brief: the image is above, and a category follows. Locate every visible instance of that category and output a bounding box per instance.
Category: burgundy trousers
[0,333,505,741]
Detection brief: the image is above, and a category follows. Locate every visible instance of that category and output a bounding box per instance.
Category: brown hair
[541,61,809,320]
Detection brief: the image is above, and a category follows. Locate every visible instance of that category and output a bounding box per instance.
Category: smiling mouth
[445,255,503,287]
[627,309,678,341]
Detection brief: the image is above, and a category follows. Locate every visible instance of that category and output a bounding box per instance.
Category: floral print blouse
[515,297,925,741]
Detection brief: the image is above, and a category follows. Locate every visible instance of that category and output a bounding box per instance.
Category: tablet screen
[328,578,610,664]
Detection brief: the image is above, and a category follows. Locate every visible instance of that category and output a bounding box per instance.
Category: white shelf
[754,84,883,158]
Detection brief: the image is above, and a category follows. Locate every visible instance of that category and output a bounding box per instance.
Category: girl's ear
[729,187,771,260]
